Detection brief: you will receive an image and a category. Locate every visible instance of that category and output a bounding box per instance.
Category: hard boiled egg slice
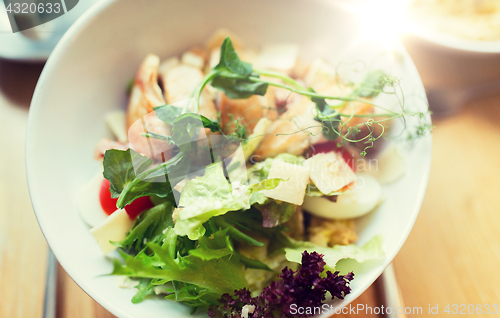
[302,174,382,220]
[90,209,133,255]
[77,171,108,227]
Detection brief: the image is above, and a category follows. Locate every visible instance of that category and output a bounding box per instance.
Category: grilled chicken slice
[159,63,218,128]
[126,54,166,129]
[161,64,204,104]
[220,92,277,135]
[254,96,325,159]
[126,54,173,160]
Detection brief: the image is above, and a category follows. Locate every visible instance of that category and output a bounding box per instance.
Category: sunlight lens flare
[356,0,411,51]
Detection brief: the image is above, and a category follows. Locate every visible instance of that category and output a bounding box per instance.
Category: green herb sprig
[191,37,431,153]
[104,36,432,210]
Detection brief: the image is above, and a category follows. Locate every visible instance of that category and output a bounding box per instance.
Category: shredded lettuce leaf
[115,201,175,251]
[247,153,305,183]
[174,162,281,239]
[112,228,248,297]
[188,228,234,261]
[284,235,384,270]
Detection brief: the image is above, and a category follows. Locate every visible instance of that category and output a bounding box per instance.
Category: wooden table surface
[1,59,499,318]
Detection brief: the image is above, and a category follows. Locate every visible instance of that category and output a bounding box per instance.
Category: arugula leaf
[188,228,234,261]
[103,149,172,208]
[172,113,207,145]
[112,229,248,296]
[164,282,220,308]
[236,253,273,272]
[131,278,155,304]
[202,118,223,133]
[212,217,265,247]
[116,201,175,251]
[211,76,268,99]
[247,153,305,182]
[222,210,298,250]
[154,105,183,126]
[155,106,223,136]
[214,37,252,76]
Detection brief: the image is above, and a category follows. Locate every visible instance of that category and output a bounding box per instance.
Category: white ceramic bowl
[26,0,432,317]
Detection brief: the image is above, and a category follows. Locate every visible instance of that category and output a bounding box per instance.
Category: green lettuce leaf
[189,224,271,270]
[174,162,248,239]
[247,153,305,182]
[220,210,298,254]
[174,162,281,239]
[164,282,219,308]
[112,228,248,296]
[188,228,234,261]
[212,217,265,247]
[103,110,225,208]
[284,235,384,270]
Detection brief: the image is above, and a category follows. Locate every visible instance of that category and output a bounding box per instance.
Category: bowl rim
[409,26,500,53]
[26,0,127,316]
[26,0,433,317]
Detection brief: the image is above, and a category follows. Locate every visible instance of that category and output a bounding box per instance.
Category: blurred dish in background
[0,0,99,62]
[409,0,500,41]
[402,0,500,115]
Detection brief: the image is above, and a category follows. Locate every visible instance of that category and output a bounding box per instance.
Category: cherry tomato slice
[124,195,154,220]
[99,179,154,219]
[99,179,118,215]
[338,148,356,172]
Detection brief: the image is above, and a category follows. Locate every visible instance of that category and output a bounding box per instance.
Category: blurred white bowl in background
[402,2,500,114]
